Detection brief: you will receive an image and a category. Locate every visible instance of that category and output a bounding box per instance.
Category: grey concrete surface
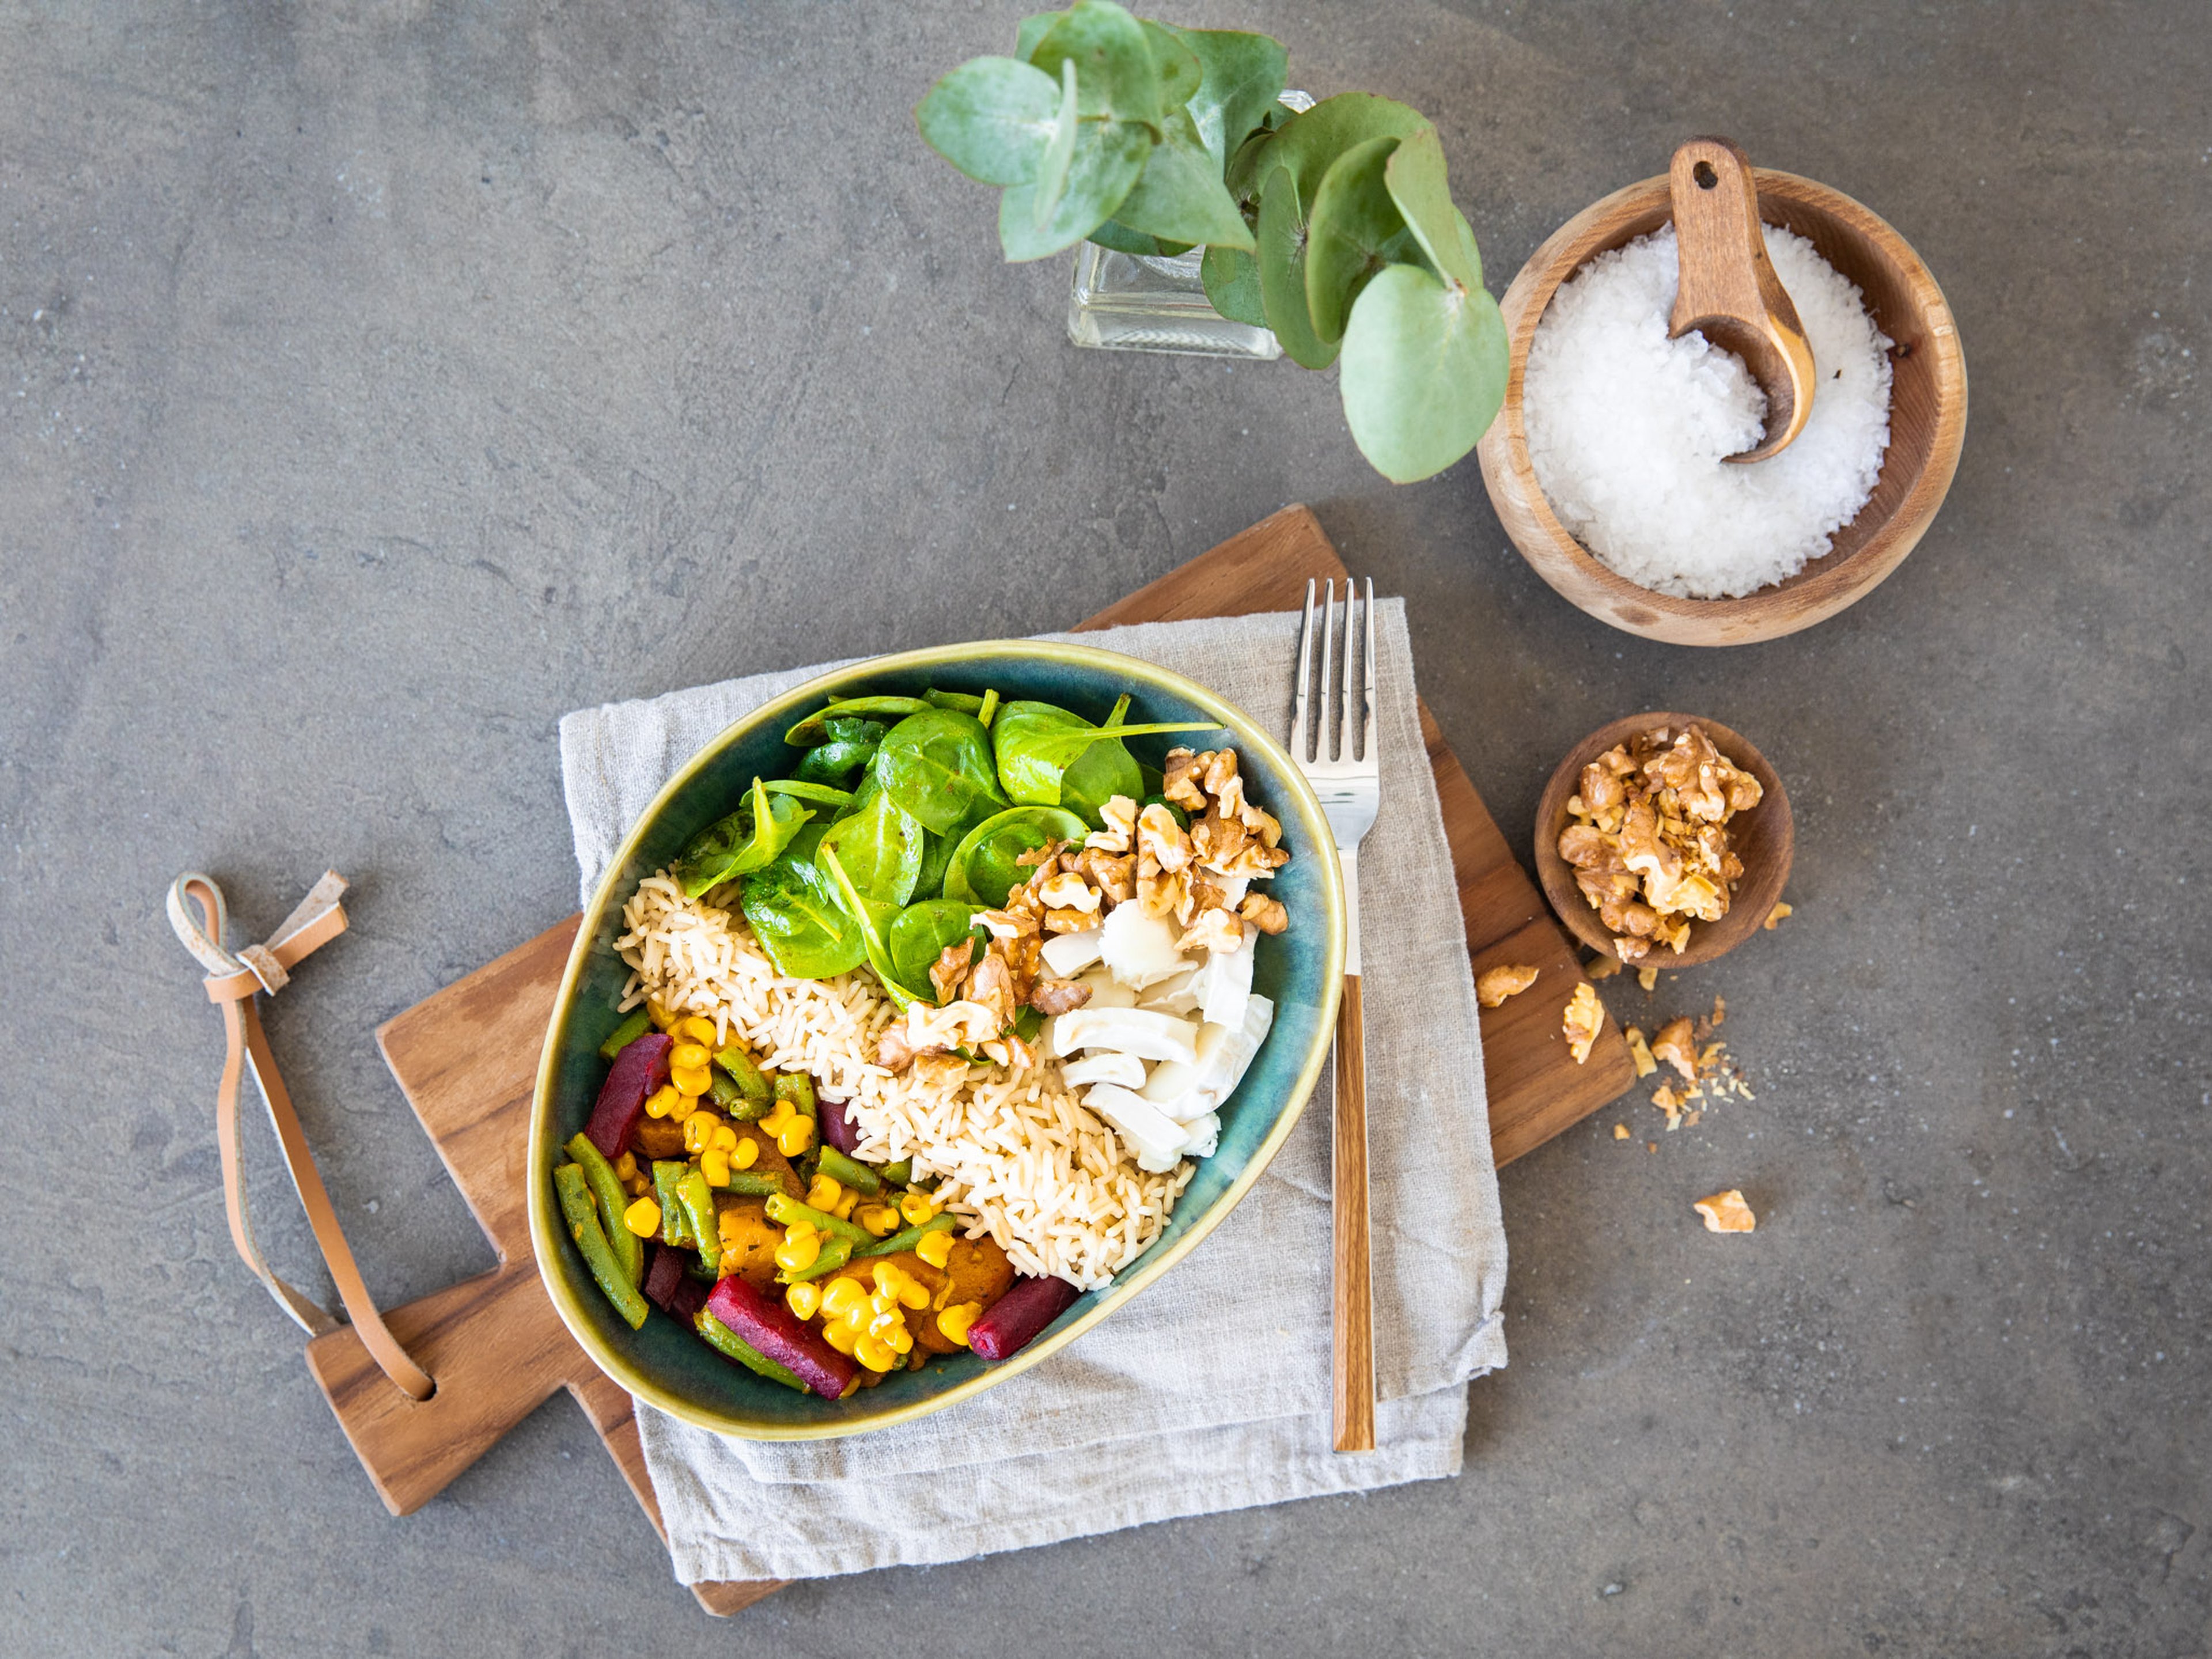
[3,0,2205,1653]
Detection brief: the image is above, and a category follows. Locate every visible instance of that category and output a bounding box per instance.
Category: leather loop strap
[168,872,435,1402]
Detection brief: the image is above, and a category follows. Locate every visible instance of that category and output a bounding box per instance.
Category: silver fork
[1289,577,1380,1454]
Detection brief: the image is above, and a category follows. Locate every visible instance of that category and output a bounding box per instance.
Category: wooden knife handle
[1332,974,1375,1453]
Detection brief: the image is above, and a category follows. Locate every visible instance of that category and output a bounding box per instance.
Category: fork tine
[1319,579,1338,761]
[1362,577,1377,767]
[1290,578,1316,761]
[1340,575,1361,765]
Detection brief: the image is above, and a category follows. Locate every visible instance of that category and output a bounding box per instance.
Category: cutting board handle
[305,1263,575,1517]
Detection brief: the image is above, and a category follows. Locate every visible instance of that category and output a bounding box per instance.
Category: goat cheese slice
[1139,994,1274,1121]
[1138,965,1201,1015]
[1050,1006,1201,1065]
[1040,926,1104,978]
[1061,1051,1147,1089]
[1082,1083,1190,1173]
[1098,904,1187,988]
[1178,1111,1221,1159]
[1195,931,1255,1030]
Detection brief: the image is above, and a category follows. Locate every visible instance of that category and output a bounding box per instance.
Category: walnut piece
[1624,1026,1658,1078]
[1475,964,1539,1008]
[1027,977,1092,1016]
[1175,907,1245,956]
[1086,797,1138,855]
[1650,1016,1698,1081]
[1694,1189,1756,1233]
[1562,982,1603,1065]
[1239,892,1289,935]
[929,937,976,1006]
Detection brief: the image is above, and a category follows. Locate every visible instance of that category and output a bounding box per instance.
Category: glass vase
[1065,92,1310,361]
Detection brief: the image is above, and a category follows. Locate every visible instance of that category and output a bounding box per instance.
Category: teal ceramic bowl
[529,641,1345,1440]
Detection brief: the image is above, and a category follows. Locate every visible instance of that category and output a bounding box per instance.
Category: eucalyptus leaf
[1338,261,1508,483]
[1256,163,1337,369]
[1381,123,1480,292]
[1255,93,1429,213]
[1029,1,1160,129]
[1014,10,1059,60]
[1088,218,1166,256]
[915,56,1065,187]
[1200,243,1268,327]
[874,707,1010,835]
[1164,25,1287,166]
[1305,133,1421,346]
[998,118,1153,260]
[1138,20,1202,108]
[1032,58,1080,227]
[1113,110,1254,251]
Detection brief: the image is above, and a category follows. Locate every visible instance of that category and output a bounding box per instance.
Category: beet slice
[585,1031,672,1160]
[641,1244,685,1310]
[670,1275,710,1323]
[704,1276,858,1400]
[967,1275,1080,1362]
[819,1094,861,1154]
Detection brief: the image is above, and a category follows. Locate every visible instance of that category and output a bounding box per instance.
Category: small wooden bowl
[1476,169,1968,646]
[1533,712,1793,968]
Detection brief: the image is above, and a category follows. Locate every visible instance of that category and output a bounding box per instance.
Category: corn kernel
[805,1173,843,1212]
[706,1125,734,1154]
[681,1110,722,1153]
[897,1190,935,1226]
[831,1188,859,1220]
[624,1172,652,1198]
[854,1334,899,1373]
[700,1147,731,1187]
[646,999,676,1031]
[645,1085,683,1120]
[669,1041,711,1073]
[820,1278,868,1320]
[774,1224,820,1273]
[938,1302,982,1348]
[855,1205,900,1238]
[785,1281,822,1320]
[915,1230,955,1270]
[622,1197,662,1238]
[673,1015,719,1047]
[612,1152,638,1182]
[881,1323,914,1355]
[760,1100,813,1157]
[732,1137,759,1171]
[670,1063,712,1097]
[822,1320,859,1356]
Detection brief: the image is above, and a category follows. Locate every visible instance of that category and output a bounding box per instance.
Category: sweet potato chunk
[712,1195,783,1287]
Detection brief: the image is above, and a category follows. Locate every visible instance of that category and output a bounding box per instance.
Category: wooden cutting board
[302,504,1633,1616]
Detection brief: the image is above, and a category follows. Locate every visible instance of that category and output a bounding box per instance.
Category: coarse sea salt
[1522,222,1893,599]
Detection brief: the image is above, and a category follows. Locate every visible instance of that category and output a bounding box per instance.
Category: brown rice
[612,873,1194,1290]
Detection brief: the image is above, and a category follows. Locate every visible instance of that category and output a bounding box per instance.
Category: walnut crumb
[1764,902,1793,930]
[1562,982,1603,1065]
[1638,964,1660,992]
[1650,1017,1698,1081]
[1585,953,1622,982]
[1695,1190,1757,1233]
[1477,964,1540,1007]
[1613,1123,1631,1141]
[1624,1026,1658,1078]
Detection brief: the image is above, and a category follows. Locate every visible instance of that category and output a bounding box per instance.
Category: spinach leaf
[738,853,866,979]
[818,845,925,1009]
[887,900,989,998]
[874,707,1010,836]
[816,786,927,907]
[991,698,1217,813]
[785,698,934,748]
[922,688,985,714]
[913,825,956,903]
[762,779,855,809]
[944,804,1090,907]
[793,714,888,788]
[677,778,815,898]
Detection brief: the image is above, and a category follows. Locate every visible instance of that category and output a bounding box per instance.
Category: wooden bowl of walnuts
[1534,713,1793,969]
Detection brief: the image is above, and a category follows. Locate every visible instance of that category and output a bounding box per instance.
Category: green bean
[564,1132,641,1285]
[721,1170,788,1199]
[765,1190,874,1248]
[714,1045,771,1105]
[694,1310,807,1391]
[879,1158,913,1187]
[816,1146,882,1195]
[706,1070,744,1114]
[778,1236,855,1284]
[773,1071,819,1118]
[554,1162,647,1329]
[858,1210,957,1258]
[676,1166,722,1274]
[597,1007,653,1062]
[652,1160,693,1248]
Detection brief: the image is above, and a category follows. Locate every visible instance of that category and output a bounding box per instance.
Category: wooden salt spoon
[1668,136,1816,463]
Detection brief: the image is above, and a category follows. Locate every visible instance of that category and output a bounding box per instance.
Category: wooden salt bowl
[1476,168,1968,646]
[1533,712,1793,969]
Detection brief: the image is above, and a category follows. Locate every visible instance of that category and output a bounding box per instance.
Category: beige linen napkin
[558,605,1508,1583]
